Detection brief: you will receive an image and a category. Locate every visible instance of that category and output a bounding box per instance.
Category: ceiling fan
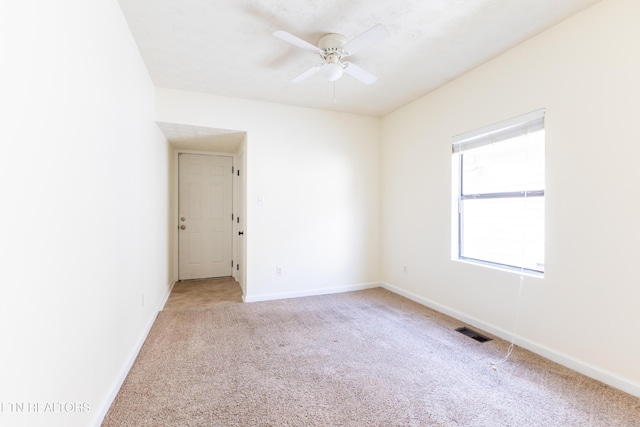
[273,23,390,85]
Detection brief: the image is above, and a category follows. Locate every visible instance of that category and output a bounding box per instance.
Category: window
[452,109,545,275]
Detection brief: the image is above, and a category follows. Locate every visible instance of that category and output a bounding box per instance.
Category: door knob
[180,217,186,222]
[238,231,244,236]
[180,225,186,230]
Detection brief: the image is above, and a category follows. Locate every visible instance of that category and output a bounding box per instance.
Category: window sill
[453,257,544,279]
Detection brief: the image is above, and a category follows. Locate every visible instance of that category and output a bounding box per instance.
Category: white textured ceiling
[119,0,601,118]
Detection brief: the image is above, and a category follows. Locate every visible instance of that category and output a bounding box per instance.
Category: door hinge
[231,260,234,267]
[232,166,234,174]
[236,264,239,271]
[237,217,240,224]
[232,213,234,221]
[237,169,240,176]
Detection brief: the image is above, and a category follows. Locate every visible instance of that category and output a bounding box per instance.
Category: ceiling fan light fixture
[322,62,344,82]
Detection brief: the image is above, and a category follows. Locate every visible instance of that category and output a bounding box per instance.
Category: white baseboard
[159,279,177,312]
[92,280,176,427]
[381,282,640,399]
[243,282,381,303]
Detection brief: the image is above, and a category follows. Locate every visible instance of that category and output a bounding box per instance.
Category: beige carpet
[163,277,243,311]
[102,288,640,426]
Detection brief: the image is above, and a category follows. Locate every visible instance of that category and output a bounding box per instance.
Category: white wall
[380,0,640,396]
[157,89,380,301]
[0,1,170,426]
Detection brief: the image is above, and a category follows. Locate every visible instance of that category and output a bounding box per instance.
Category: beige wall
[0,1,170,426]
[380,0,640,395]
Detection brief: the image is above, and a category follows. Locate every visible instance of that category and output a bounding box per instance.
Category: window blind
[452,109,545,153]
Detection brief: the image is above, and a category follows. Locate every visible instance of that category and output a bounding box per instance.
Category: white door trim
[171,149,237,283]
[235,147,246,294]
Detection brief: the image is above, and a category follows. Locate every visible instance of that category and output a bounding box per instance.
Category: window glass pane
[461,197,545,272]
[462,130,544,195]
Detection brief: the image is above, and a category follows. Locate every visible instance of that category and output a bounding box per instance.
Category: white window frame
[451,109,545,276]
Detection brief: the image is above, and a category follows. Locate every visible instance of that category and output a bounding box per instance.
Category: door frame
[236,146,246,295]
[171,149,241,284]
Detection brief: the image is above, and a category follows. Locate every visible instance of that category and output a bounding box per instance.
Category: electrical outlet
[276,266,283,276]
[403,265,408,274]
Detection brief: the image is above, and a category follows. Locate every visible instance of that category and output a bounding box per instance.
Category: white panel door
[179,154,233,280]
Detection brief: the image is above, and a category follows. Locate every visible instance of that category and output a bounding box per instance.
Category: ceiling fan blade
[343,23,390,56]
[291,65,323,83]
[273,30,323,53]
[342,62,378,85]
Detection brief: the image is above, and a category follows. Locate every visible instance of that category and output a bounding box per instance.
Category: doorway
[178,153,233,280]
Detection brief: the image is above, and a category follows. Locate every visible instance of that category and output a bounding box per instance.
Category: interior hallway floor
[163,277,243,311]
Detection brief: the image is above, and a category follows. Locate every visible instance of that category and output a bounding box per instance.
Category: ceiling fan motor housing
[318,33,347,63]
